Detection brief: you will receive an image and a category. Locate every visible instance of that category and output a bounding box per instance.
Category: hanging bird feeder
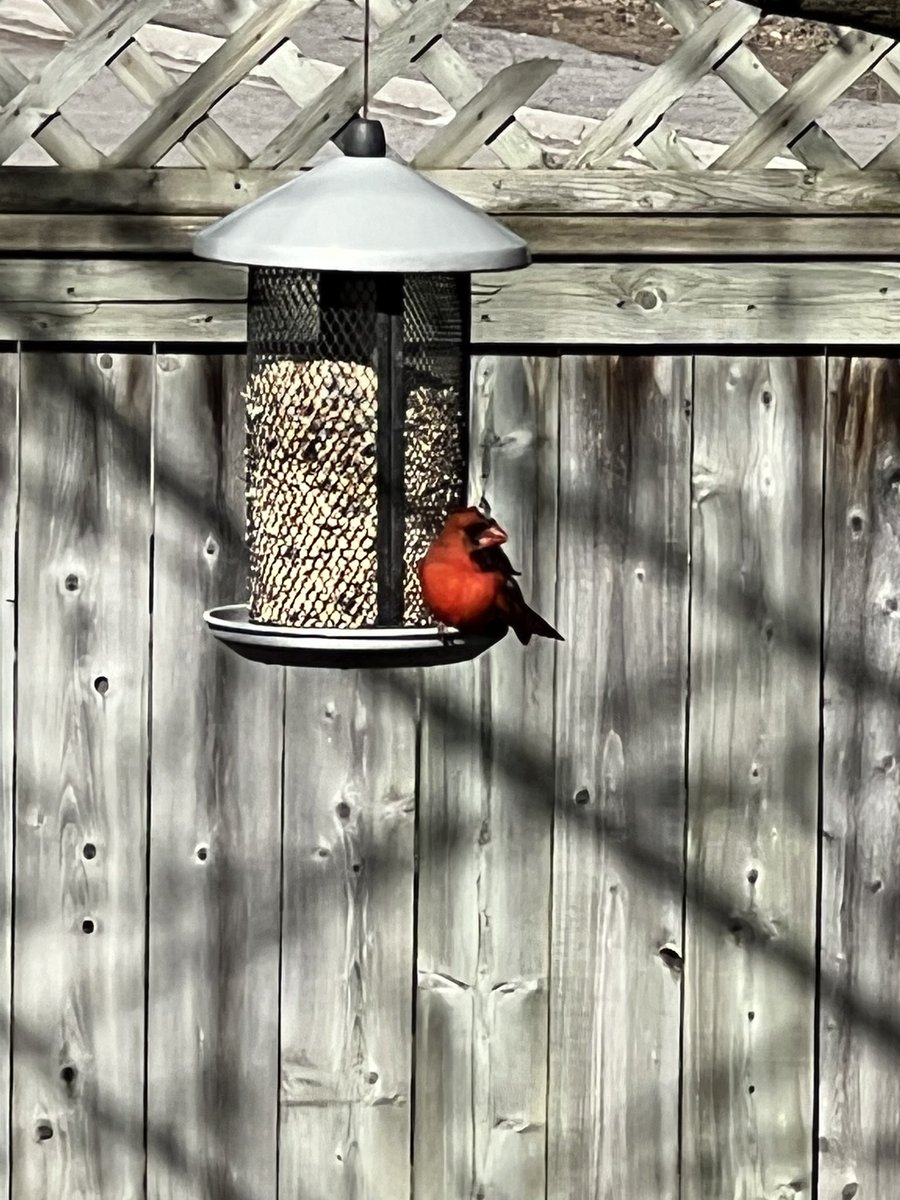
[193,117,530,669]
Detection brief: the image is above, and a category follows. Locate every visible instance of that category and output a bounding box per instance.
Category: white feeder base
[203,604,505,669]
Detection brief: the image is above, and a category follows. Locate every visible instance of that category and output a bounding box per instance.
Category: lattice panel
[0,0,896,170]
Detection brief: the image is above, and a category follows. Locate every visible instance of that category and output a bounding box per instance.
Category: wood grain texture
[548,355,690,1200]
[472,263,900,345]
[278,671,416,1200]
[41,0,247,169]
[683,357,823,1199]
[12,351,152,1199]
[412,58,560,169]
[0,42,101,166]
[0,259,246,302]
[352,0,545,167]
[568,0,759,168]
[13,261,900,345]
[22,212,900,259]
[0,0,166,163]
[0,351,16,1200]
[111,0,323,167]
[818,357,900,1198]
[715,29,893,169]
[415,356,558,1200]
[147,353,283,1200]
[657,0,857,170]
[9,168,900,218]
[0,302,245,343]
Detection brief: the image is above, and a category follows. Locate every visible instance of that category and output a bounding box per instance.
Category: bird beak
[477,521,508,547]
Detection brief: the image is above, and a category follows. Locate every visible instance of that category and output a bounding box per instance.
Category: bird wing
[470,546,521,577]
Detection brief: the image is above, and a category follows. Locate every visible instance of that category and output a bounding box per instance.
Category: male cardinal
[418,506,563,645]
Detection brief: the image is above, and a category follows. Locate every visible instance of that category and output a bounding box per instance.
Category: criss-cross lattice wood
[0,0,896,170]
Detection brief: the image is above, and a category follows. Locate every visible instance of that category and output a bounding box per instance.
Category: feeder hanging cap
[193,121,530,275]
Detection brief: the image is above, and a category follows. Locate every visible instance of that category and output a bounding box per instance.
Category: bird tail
[509,599,564,646]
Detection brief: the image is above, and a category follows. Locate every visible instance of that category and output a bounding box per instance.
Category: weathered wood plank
[0,0,167,164]
[9,168,900,217]
[818,357,900,1199]
[147,353,282,1200]
[493,215,900,257]
[0,351,16,1200]
[548,355,689,1200]
[567,0,759,168]
[0,302,246,342]
[43,0,248,169]
[682,357,823,1200]
[714,28,894,169]
[253,0,472,169]
[23,211,900,258]
[7,261,900,343]
[112,0,323,168]
[0,259,246,302]
[12,350,152,1198]
[471,262,900,345]
[278,671,415,1200]
[656,0,858,170]
[412,58,560,169]
[416,356,558,1200]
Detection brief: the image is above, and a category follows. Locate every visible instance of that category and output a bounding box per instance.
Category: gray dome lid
[193,156,529,274]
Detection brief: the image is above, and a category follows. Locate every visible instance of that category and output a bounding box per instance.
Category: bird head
[442,506,508,549]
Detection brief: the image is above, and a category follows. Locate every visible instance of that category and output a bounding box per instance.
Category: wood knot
[634,288,662,311]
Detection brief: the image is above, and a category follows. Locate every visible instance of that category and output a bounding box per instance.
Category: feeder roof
[193,156,529,274]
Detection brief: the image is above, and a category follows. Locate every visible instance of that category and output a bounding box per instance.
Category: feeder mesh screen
[245,268,467,628]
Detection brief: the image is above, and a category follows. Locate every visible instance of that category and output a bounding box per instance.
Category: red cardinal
[418,506,563,645]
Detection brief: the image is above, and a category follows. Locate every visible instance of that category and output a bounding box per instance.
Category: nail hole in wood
[60,1065,76,1085]
[65,574,79,591]
[336,802,351,820]
[761,390,772,406]
[368,1071,378,1084]
[747,868,759,885]
[196,846,208,863]
[849,513,864,535]
[82,918,95,934]
[748,1084,755,1094]
[98,354,113,369]
[352,862,361,874]
[35,1123,53,1141]
[94,676,109,695]
[748,1011,755,1020]
[574,788,590,806]
[842,1183,859,1198]
[83,843,96,860]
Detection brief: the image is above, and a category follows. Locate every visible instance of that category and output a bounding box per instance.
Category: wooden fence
[0,341,897,1200]
[1,0,900,1197]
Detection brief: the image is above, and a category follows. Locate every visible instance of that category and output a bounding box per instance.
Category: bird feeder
[193,118,530,668]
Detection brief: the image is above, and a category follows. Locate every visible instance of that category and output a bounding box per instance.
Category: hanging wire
[362,0,371,117]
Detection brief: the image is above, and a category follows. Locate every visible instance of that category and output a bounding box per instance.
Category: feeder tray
[204,604,505,669]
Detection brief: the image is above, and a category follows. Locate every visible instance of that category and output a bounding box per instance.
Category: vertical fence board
[12,350,151,1198]
[415,356,558,1200]
[819,356,900,1197]
[548,355,690,1199]
[683,356,823,1199]
[0,351,16,1200]
[147,353,283,1200]
[278,670,416,1200]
